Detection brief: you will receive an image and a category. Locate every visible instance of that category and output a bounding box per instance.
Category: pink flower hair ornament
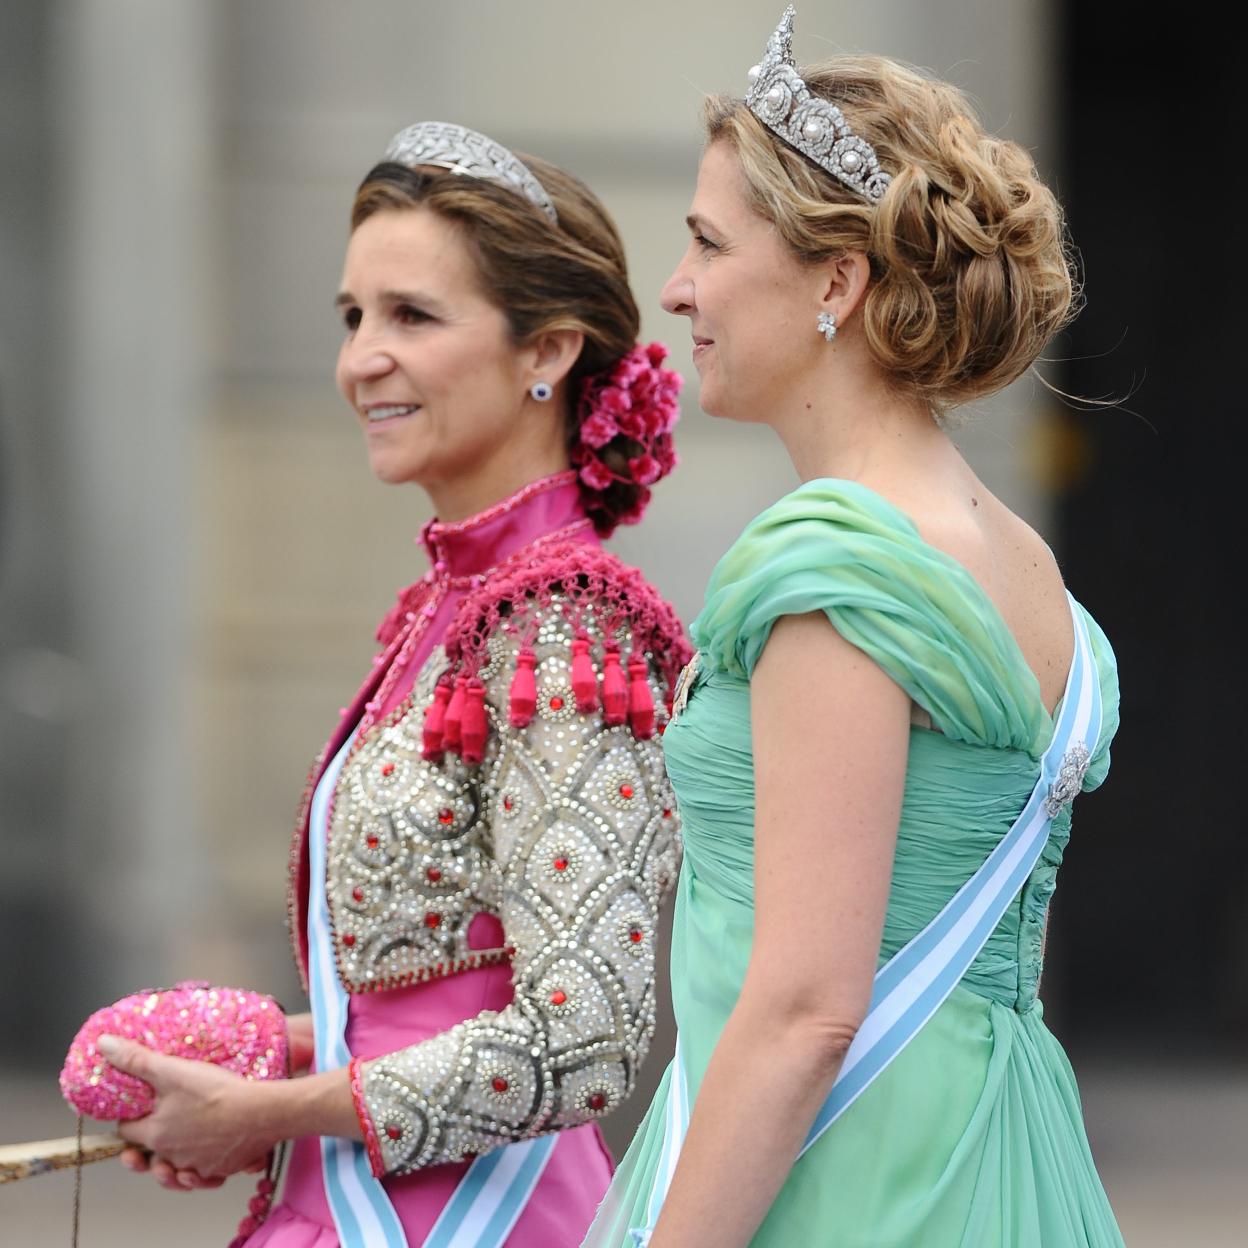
[572,342,682,536]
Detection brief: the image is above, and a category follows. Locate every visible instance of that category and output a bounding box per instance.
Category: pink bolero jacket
[284,472,690,1178]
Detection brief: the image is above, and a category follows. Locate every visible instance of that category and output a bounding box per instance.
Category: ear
[817,252,871,325]
[522,327,585,391]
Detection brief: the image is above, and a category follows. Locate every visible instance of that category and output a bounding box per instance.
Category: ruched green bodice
[588,480,1124,1247]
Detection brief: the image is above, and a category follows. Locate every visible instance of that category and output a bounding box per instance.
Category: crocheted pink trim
[349,1056,386,1179]
[374,576,439,651]
[443,538,691,696]
[374,519,594,650]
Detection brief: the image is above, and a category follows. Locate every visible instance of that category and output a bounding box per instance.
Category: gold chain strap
[71,1116,83,1247]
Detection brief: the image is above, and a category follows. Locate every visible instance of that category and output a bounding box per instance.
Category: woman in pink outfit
[101,121,688,1247]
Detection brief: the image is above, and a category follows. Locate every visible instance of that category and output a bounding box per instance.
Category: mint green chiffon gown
[587,479,1124,1247]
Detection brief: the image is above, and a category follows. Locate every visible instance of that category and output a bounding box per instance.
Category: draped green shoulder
[690,478,1119,762]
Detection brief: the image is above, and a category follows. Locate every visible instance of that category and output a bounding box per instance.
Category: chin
[366,451,426,486]
[696,376,723,418]
[696,383,741,423]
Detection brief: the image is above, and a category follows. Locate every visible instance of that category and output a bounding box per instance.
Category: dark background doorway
[1052,5,1246,1056]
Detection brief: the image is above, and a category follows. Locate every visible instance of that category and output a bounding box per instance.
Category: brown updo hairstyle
[707,57,1076,414]
[351,152,644,532]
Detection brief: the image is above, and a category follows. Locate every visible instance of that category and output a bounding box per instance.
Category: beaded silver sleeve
[343,603,680,1174]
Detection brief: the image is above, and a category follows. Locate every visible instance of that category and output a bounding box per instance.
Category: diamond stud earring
[530,381,554,401]
[817,312,837,343]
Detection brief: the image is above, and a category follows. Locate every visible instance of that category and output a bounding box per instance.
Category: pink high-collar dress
[251,471,614,1247]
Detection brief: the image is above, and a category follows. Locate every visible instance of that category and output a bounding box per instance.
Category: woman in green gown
[585,10,1124,1248]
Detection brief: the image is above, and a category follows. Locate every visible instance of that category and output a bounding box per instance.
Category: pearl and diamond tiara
[745,6,891,204]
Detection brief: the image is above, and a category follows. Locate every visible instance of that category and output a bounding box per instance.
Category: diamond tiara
[383,121,558,225]
[745,7,891,204]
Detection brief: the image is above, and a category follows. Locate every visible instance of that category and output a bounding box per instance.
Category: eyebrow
[333,288,442,310]
[685,213,722,236]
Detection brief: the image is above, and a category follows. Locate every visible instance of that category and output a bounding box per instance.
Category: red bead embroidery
[366,834,380,849]
[491,1076,509,1093]
[342,934,356,947]
[619,784,634,799]
[588,1092,607,1111]
[503,795,514,812]
[426,867,443,883]
[438,808,454,825]
[554,856,569,872]
[352,887,364,903]
[662,808,672,819]
[549,989,567,1006]
[424,912,442,928]
[549,695,565,711]
[629,928,643,943]
[380,762,395,777]
[385,1123,402,1140]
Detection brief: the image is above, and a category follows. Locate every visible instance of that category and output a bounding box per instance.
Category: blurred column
[55,0,219,996]
[0,0,77,1064]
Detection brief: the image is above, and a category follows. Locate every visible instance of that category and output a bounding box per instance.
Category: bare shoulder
[867,475,1073,714]
[928,489,1071,713]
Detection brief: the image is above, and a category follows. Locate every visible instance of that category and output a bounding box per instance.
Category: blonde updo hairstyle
[351,153,645,531]
[707,56,1076,413]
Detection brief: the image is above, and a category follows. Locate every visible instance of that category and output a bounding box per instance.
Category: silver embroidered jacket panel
[328,603,680,1175]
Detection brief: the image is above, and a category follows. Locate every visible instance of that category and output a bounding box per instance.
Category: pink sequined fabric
[60,981,288,1121]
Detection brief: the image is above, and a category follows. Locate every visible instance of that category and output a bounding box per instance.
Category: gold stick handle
[0,1133,125,1184]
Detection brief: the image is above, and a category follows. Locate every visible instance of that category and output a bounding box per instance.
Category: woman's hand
[99,1035,275,1186]
[103,1030,360,1192]
[118,1148,266,1191]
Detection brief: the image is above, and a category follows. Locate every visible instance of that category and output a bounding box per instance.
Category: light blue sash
[632,593,1102,1242]
[308,738,556,1247]
[308,738,407,1247]
[423,1134,558,1247]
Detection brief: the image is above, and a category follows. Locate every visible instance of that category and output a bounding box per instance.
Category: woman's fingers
[97,1034,181,1094]
[107,1054,273,1178]
[123,1148,222,1191]
[149,1156,191,1191]
[176,1167,225,1190]
[96,1037,279,1180]
[119,1145,151,1173]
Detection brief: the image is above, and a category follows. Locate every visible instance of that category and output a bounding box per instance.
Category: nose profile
[660,263,694,317]
[338,330,396,387]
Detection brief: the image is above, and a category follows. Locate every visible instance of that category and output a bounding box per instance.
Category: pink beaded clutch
[59,981,288,1121]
